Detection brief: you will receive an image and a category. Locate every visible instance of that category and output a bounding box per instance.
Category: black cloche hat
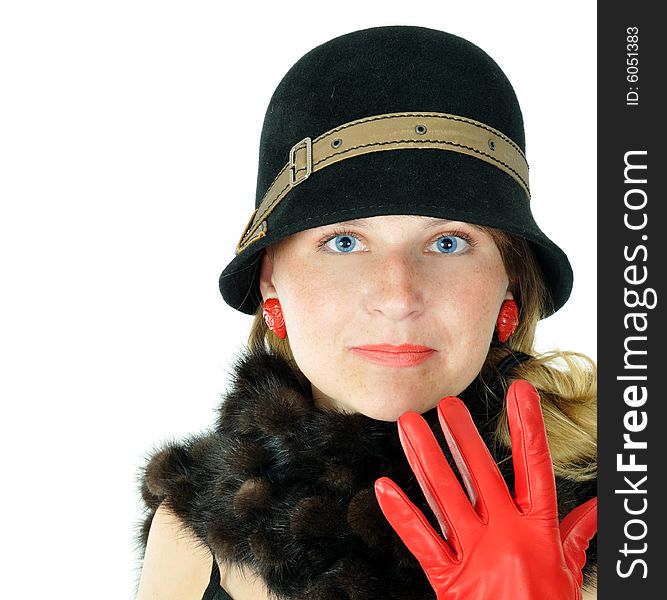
[218,25,573,316]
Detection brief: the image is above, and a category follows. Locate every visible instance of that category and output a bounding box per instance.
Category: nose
[364,252,425,321]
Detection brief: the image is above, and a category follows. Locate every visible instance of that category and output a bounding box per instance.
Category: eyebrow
[332,218,372,228]
[332,216,462,229]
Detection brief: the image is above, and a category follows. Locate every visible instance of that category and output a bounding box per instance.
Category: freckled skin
[259,215,512,422]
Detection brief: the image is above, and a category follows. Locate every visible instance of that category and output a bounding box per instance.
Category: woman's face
[259,215,512,421]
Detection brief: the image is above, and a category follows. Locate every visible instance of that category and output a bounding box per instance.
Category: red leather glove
[374,380,597,599]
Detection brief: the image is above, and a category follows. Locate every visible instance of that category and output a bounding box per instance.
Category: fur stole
[139,349,597,599]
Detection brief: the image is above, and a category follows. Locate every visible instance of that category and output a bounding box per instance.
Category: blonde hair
[248,229,597,482]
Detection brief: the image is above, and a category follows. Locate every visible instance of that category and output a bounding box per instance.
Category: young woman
[135,25,597,599]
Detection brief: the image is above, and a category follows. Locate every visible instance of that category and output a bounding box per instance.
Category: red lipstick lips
[351,344,436,367]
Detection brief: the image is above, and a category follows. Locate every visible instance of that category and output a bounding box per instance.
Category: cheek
[434,261,507,319]
[430,262,508,371]
[272,256,352,341]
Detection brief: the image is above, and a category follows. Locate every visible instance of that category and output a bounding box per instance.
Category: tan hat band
[236,111,529,254]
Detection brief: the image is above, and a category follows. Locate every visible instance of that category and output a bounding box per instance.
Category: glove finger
[506,380,558,518]
[560,496,598,581]
[375,476,456,577]
[437,395,509,519]
[397,411,480,556]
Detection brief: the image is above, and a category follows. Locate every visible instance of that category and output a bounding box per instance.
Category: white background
[0,1,596,598]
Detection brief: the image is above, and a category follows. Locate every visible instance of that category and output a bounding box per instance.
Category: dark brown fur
[138,348,596,599]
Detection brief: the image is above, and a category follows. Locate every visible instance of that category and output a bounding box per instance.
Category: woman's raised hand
[374,380,597,599]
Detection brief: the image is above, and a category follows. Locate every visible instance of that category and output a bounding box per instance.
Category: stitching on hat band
[236,111,529,254]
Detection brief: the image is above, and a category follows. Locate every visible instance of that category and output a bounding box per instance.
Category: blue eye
[433,235,469,254]
[325,234,363,253]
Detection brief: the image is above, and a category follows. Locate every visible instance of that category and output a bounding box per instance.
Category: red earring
[263,298,287,339]
[496,299,519,343]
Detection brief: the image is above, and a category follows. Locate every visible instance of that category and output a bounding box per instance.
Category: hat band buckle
[289,137,313,187]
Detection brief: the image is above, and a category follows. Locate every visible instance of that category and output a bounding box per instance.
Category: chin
[352,393,439,422]
[312,375,446,421]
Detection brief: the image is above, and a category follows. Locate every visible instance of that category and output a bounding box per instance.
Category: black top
[201,559,233,600]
